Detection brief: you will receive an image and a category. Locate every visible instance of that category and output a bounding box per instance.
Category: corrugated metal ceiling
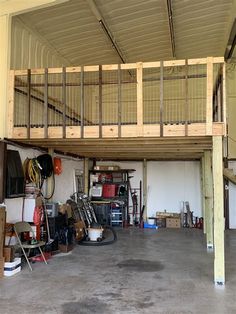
[18,0,235,66]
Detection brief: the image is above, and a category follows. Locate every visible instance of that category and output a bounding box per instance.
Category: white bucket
[88,228,103,241]
[147,218,155,225]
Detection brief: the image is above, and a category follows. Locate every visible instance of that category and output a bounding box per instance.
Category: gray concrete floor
[0,228,236,314]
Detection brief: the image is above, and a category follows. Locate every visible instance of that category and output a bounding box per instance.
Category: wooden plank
[185,59,188,136]
[66,66,81,73]
[200,156,206,234]
[102,64,118,71]
[99,65,102,138]
[12,127,27,138]
[27,69,31,139]
[80,66,84,139]
[62,67,66,139]
[164,124,185,137]
[102,125,118,138]
[137,62,143,127]
[188,58,207,65]
[84,126,99,138]
[84,158,89,194]
[84,65,99,72]
[212,136,225,285]
[188,123,206,136]
[31,69,44,75]
[66,126,81,138]
[14,69,27,76]
[206,57,213,135]
[160,61,164,137]
[120,63,137,70]
[118,64,121,138]
[164,60,185,67]
[212,123,224,136]
[7,70,15,138]
[222,63,227,136]
[121,125,138,137]
[44,68,48,139]
[204,151,214,248]
[143,61,161,68]
[48,68,63,74]
[143,124,160,137]
[213,57,224,64]
[30,128,44,138]
[48,126,63,138]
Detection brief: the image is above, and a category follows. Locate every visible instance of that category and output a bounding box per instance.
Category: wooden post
[204,150,214,249]
[222,62,227,136]
[118,64,121,137]
[185,59,188,136]
[200,156,206,234]
[212,136,225,285]
[84,157,89,195]
[99,65,102,138]
[206,57,213,135]
[47,148,54,201]
[160,61,164,137]
[44,68,48,138]
[137,62,143,128]
[7,70,15,138]
[62,67,66,139]
[143,159,147,221]
[27,69,31,139]
[80,66,84,138]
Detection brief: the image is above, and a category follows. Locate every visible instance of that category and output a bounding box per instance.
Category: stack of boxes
[156,211,181,228]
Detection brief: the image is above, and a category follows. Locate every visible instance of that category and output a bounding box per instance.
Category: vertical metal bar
[62,67,66,139]
[185,59,188,136]
[27,69,31,139]
[160,61,164,137]
[118,64,121,137]
[44,68,48,138]
[99,65,102,138]
[80,66,84,139]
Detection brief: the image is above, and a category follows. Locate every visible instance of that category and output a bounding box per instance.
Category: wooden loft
[7,57,226,160]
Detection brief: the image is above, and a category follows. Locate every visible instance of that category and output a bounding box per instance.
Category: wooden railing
[7,57,226,140]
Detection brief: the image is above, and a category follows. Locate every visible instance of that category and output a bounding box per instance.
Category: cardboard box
[4,258,21,277]
[74,221,85,241]
[166,217,181,228]
[3,246,14,262]
[58,244,74,253]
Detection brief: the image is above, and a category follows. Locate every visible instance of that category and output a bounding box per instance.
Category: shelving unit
[89,168,135,227]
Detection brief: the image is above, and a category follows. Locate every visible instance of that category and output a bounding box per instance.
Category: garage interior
[0,0,236,313]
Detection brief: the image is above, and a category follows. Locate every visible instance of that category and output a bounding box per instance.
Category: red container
[102,184,117,198]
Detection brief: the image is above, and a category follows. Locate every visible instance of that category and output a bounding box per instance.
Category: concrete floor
[0,228,236,314]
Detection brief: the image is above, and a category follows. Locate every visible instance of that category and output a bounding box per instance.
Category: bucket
[147,218,156,225]
[88,228,103,241]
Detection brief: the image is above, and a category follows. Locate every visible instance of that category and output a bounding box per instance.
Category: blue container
[143,222,158,229]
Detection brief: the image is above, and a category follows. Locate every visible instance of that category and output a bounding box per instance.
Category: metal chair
[14,221,48,271]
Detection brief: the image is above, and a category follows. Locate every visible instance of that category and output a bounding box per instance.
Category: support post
[212,136,225,285]
[44,68,48,138]
[160,61,164,137]
[143,159,147,221]
[84,158,89,195]
[204,151,214,249]
[137,62,143,129]
[206,57,213,135]
[200,157,206,234]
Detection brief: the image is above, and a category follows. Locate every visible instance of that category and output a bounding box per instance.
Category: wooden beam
[206,57,213,135]
[160,61,164,137]
[80,66,84,139]
[7,70,15,138]
[83,158,89,194]
[204,150,214,249]
[222,63,227,137]
[27,69,31,139]
[62,67,66,139]
[212,136,225,285]
[118,64,121,138]
[185,59,189,136]
[137,62,143,127]
[44,68,48,138]
[99,65,102,138]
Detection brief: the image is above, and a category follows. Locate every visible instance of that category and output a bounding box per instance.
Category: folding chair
[14,221,48,271]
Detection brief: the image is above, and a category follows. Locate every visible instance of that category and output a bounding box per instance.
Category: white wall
[147,161,202,218]
[96,160,202,218]
[228,161,236,229]
[5,145,83,223]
